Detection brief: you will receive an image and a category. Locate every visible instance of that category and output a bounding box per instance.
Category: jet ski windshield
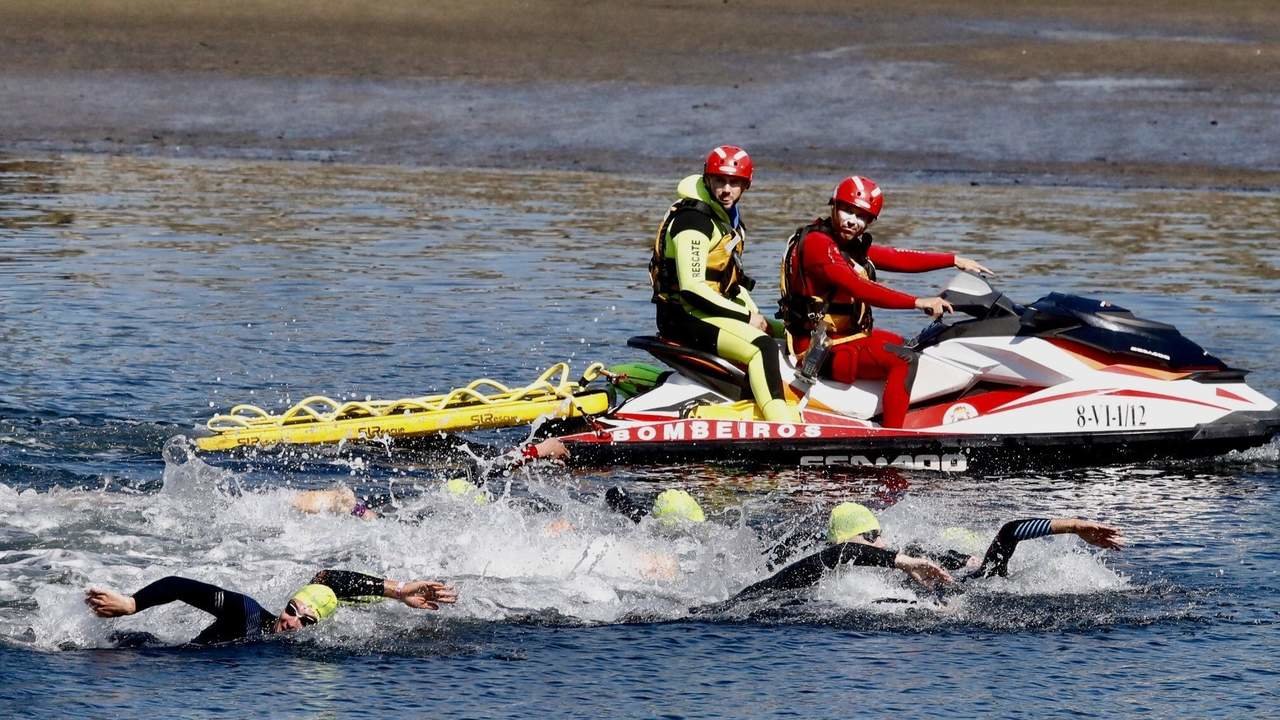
[939,272,1022,320]
[944,271,994,297]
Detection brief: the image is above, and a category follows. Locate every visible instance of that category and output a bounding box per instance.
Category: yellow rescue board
[195,363,611,452]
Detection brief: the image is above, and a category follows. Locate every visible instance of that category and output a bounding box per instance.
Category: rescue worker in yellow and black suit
[648,145,802,423]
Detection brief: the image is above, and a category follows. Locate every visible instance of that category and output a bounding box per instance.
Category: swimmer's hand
[85,587,137,617]
[533,437,570,462]
[1054,519,1127,550]
[506,437,571,469]
[894,554,953,587]
[397,581,458,611]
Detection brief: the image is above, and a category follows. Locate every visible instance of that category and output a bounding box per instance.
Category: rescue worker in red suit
[779,176,991,428]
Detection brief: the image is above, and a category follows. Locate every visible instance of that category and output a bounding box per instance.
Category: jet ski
[557,273,1280,471]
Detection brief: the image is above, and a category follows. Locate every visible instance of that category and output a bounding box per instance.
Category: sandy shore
[1,0,1277,188]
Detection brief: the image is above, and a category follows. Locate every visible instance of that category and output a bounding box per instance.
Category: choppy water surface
[1,155,1278,717]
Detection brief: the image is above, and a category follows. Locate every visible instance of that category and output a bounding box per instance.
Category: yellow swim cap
[443,477,490,505]
[828,502,880,544]
[941,526,984,553]
[651,489,705,525]
[290,584,339,622]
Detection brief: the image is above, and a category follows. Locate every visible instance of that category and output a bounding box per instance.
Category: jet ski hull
[558,407,1280,471]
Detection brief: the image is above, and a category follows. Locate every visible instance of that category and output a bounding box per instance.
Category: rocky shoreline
[2,1,1276,189]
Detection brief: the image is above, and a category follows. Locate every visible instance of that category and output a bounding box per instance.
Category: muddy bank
[1,0,1277,188]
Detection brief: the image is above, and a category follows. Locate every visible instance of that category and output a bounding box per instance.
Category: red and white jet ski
[558,273,1280,471]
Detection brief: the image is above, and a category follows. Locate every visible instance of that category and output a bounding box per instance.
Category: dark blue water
[1,155,1277,717]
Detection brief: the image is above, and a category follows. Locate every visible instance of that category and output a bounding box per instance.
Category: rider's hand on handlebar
[954,256,994,277]
[916,296,953,318]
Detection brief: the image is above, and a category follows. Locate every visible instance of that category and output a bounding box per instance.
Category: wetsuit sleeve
[132,576,239,617]
[972,518,1054,578]
[310,569,385,600]
[760,511,828,570]
[733,543,898,600]
[605,486,649,524]
[132,576,267,644]
[902,542,974,571]
[803,232,918,310]
[670,215,753,322]
[867,245,955,273]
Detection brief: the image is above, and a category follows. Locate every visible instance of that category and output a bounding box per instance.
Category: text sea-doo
[558,274,1280,471]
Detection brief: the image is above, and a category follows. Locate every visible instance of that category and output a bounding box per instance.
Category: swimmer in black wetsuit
[731,502,1125,601]
[733,540,952,600]
[85,568,457,646]
[602,487,949,590]
[605,487,706,526]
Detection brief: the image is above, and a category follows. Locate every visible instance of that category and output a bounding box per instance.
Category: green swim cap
[651,489,705,525]
[828,502,880,544]
[941,526,984,553]
[290,584,339,622]
[443,477,490,505]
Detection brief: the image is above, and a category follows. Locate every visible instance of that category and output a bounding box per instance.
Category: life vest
[650,194,753,305]
[778,218,877,342]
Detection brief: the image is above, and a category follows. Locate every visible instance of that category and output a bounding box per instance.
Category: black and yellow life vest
[778,218,877,340]
[649,196,753,305]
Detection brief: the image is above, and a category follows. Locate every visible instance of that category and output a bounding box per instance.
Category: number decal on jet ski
[1075,404,1147,428]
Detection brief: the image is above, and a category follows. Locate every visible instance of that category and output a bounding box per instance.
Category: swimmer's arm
[902,542,975,572]
[605,486,649,524]
[488,438,571,476]
[86,576,239,619]
[973,519,1051,578]
[973,518,1124,578]
[309,569,385,600]
[1050,518,1127,550]
[310,569,458,610]
[733,543,914,599]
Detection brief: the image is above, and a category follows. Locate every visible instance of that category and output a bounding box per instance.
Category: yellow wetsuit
[649,175,800,422]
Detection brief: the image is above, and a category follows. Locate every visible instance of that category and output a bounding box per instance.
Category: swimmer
[85,568,456,646]
[605,487,706,526]
[733,502,1125,600]
[289,437,570,520]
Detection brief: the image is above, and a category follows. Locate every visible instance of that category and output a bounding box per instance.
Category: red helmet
[830,176,884,219]
[703,145,754,185]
